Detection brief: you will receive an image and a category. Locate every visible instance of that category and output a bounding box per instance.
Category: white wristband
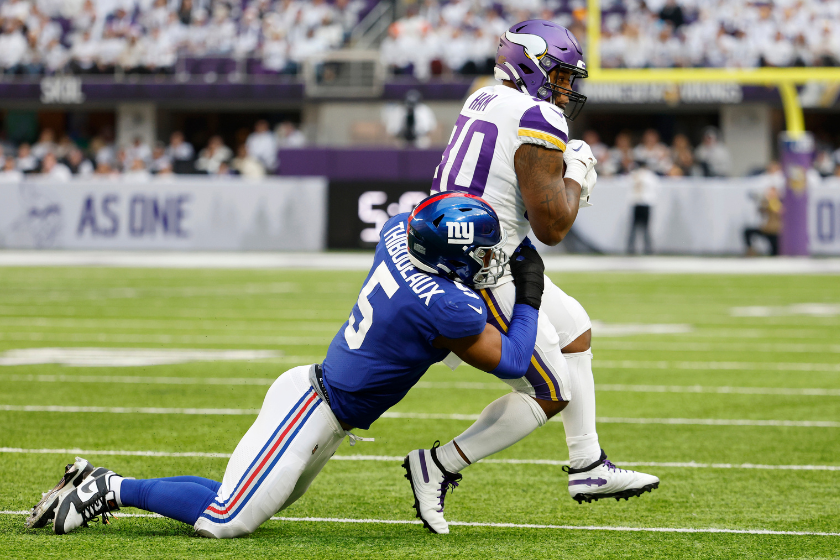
[564,158,587,187]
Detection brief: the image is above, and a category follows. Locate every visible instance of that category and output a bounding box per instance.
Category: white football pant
[194,365,345,538]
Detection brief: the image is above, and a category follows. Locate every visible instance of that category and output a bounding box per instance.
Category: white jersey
[431,84,569,278]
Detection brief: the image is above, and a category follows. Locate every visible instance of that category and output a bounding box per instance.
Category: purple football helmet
[494,20,588,120]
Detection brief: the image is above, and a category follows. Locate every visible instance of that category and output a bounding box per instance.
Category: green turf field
[0,266,838,559]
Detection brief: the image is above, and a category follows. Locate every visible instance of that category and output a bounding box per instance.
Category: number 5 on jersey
[344,263,400,350]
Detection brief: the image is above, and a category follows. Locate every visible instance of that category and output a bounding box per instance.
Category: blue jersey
[322,214,488,429]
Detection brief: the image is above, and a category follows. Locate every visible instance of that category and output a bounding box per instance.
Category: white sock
[109,474,124,506]
[438,391,547,473]
[560,349,602,468]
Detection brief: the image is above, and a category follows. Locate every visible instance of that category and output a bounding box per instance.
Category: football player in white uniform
[403,20,659,532]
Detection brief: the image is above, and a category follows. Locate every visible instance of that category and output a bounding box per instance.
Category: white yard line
[594,341,840,354]
[4,374,838,397]
[0,509,837,536]
[2,251,840,275]
[0,405,837,427]
[3,447,839,472]
[597,360,840,372]
[0,332,330,346]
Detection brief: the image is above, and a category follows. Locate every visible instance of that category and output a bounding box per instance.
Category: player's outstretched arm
[434,245,545,378]
[515,143,582,246]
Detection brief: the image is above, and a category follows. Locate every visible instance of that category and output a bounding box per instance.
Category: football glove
[579,167,597,208]
[563,139,597,190]
[509,242,544,310]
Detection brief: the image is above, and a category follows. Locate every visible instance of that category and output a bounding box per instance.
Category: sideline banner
[810,179,840,256]
[565,176,840,256]
[0,178,327,251]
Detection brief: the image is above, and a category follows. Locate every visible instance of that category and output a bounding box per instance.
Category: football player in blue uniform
[30,192,548,537]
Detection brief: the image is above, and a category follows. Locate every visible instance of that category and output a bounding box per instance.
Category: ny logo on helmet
[446,222,474,244]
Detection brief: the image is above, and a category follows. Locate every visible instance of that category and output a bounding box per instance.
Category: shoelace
[81,496,113,527]
[603,459,622,473]
[345,431,375,446]
[436,475,462,512]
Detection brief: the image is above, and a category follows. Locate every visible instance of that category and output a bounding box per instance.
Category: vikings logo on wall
[9,185,63,248]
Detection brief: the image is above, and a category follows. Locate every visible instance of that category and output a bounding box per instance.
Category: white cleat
[26,457,109,529]
[54,471,121,535]
[565,450,659,504]
[402,442,462,534]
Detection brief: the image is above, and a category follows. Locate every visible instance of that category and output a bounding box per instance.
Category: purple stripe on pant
[484,289,566,402]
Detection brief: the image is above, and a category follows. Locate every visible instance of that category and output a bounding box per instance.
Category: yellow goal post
[585,0,840,136]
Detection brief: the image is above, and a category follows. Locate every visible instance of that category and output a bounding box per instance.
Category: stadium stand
[381,0,840,79]
[0,0,375,76]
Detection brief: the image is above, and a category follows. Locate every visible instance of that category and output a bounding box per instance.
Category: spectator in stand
[177,0,193,26]
[582,130,610,175]
[695,127,731,177]
[64,147,95,176]
[54,135,75,160]
[382,89,437,149]
[603,131,637,177]
[95,161,119,177]
[90,131,117,167]
[43,38,69,74]
[16,143,39,173]
[0,19,28,74]
[70,30,99,74]
[0,157,23,182]
[275,121,306,148]
[119,32,144,74]
[97,27,128,74]
[207,6,237,55]
[167,131,195,173]
[262,29,289,73]
[149,142,172,174]
[633,129,673,175]
[142,26,177,74]
[124,158,152,182]
[39,153,73,182]
[195,135,232,174]
[659,0,685,29]
[126,136,152,167]
[669,133,700,177]
[246,120,277,172]
[32,129,57,161]
[232,144,265,179]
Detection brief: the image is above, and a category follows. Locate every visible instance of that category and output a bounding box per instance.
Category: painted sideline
[2,448,839,472]
[4,374,839,397]
[0,510,837,536]
[1,405,837,427]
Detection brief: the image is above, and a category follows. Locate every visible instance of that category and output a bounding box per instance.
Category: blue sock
[120,478,218,525]
[153,476,222,493]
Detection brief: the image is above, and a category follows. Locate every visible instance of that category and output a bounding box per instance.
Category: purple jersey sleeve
[517,104,569,151]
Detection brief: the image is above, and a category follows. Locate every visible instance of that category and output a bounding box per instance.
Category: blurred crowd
[585,127,736,178]
[600,0,840,69]
[0,0,368,76]
[382,0,840,80]
[0,119,306,181]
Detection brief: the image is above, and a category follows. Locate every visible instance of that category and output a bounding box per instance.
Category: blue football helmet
[407,192,508,288]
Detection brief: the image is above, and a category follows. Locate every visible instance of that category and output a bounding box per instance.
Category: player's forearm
[516,144,581,246]
[490,303,539,379]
